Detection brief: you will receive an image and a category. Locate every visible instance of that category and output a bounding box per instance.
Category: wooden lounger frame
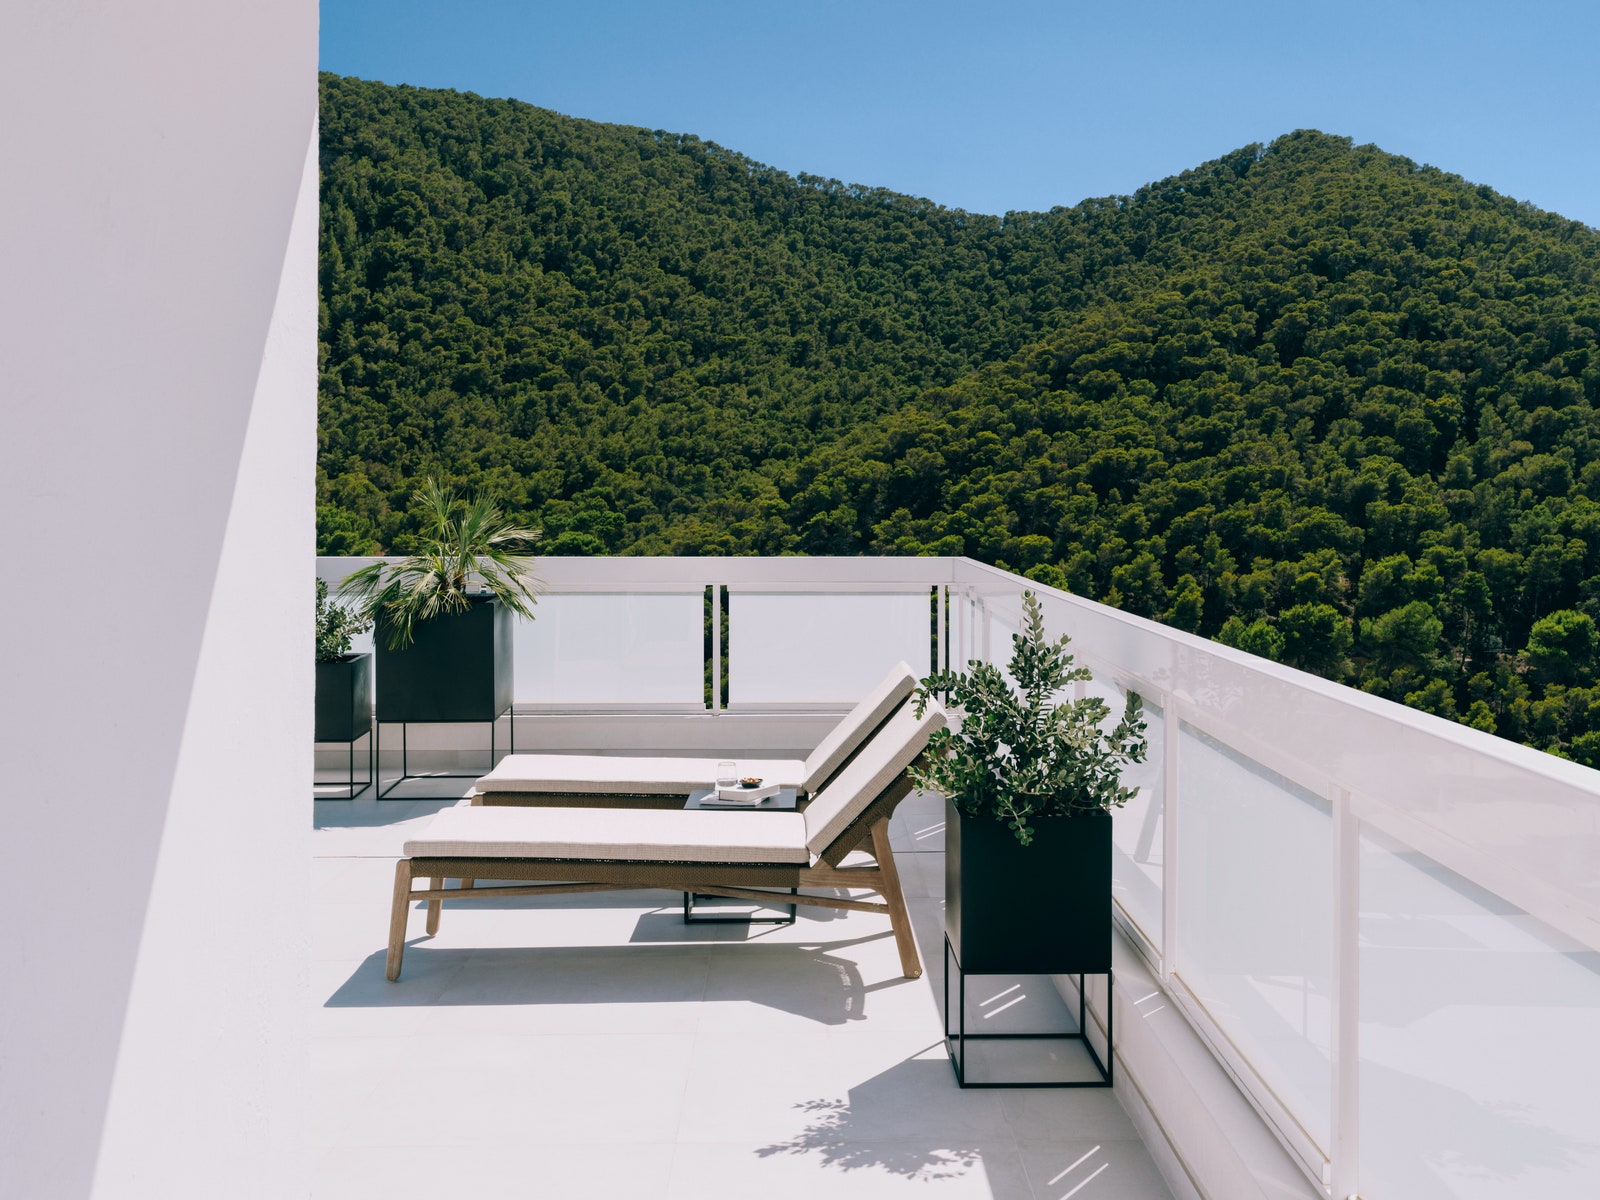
[386,774,923,982]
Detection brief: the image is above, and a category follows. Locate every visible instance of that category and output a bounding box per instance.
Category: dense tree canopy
[318,73,1600,762]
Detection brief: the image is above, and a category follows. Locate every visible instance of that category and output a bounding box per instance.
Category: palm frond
[336,477,542,648]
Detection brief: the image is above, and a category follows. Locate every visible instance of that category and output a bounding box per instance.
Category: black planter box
[374,597,513,723]
[944,798,1112,975]
[314,653,373,743]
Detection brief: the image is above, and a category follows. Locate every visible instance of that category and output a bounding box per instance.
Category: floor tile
[313,1141,677,1200]
[667,1139,1035,1199]
[309,759,1172,1199]
[1017,1138,1174,1199]
[679,1033,1013,1144]
[313,1031,695,1148]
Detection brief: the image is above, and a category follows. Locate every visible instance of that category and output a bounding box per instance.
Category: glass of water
[716,761,737,787]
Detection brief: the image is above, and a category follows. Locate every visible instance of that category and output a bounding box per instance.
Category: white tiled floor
[311,788,1174,1199]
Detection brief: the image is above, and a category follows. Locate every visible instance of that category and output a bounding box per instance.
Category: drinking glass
[716,761,737,787]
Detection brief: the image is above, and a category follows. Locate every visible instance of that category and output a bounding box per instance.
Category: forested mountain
[318,73,1600,762]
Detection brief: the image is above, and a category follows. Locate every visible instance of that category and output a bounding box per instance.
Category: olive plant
[315,578,373,662]
[340,478,540,650]
[912,590,1147,845]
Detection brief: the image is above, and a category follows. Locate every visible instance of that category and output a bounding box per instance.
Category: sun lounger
[471,660,918,806]
[385,699,946,981]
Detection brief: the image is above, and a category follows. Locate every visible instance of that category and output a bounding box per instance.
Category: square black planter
[374,596,512,723]
[945,799,1112,974]
[315,653,373,742]
[944,799,1113,1088]
[314,653,373,798]
[373,597,515,799]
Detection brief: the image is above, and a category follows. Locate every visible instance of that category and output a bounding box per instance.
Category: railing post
[1161,697,1180,982]
[710,582,723,713]
[1330,785,1360,1199]
[960,587,972,666]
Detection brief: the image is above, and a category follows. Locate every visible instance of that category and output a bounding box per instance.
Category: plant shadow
[756,1052,1020,1188]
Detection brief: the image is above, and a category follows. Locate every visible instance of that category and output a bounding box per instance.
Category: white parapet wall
[0,5,316,1198]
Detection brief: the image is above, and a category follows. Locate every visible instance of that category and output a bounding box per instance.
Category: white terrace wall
[0,5,317,1198]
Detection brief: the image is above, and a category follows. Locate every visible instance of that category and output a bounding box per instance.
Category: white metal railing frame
[947,558,1600,1197]
[316,554,959,715]
[317,552,1600,1197]
[948,558,1600,951]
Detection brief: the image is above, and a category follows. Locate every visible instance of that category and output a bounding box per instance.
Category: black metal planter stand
[314,729,374,799]
[375,710,514,800]
[943,934,1113,1089]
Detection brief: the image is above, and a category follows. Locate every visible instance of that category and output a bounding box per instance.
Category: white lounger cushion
[802,699,946,857]
[404,805,811,864]
[798,660,917,792]
[475,755,805,795]
[473,660,918,796]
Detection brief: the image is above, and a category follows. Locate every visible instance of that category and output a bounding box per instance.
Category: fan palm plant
[340,478,541,649]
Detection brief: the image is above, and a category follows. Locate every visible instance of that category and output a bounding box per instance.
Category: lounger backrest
[800,661,919,793]
[802,699,946,858]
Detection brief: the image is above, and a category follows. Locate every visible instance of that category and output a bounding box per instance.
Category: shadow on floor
[313,798,462,830]
[325,933,914,1026]
[755,1051,1031,1193]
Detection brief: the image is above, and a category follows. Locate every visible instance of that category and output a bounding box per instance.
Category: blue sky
[322,0,1600,229]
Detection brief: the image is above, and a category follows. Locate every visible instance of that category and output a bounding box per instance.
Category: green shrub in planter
[911,590,1148,846]
[918,590,1146,1082]
[314,579,373,742]
[316,577,371,663]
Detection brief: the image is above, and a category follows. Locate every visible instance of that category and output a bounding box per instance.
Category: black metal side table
[681,786,800,925]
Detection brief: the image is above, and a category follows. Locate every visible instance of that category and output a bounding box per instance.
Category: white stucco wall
[0,5,317,1197]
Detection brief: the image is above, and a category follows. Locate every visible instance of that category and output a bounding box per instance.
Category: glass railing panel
[513,591,704,705]
[954,591,983,667]
[1359,827,1600,1199]
[1176,722,1333,1150]
[1099,681,1163,952]
[727,591,931,704]
[985,610,1020,691]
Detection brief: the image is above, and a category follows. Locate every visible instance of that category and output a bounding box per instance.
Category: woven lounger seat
[387,699,947,981]
[472,660,917,805]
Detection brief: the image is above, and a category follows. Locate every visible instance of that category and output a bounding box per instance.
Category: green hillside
[317,73,1600,761]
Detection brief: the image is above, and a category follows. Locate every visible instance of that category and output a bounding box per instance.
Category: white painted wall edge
[90,109,318,1200]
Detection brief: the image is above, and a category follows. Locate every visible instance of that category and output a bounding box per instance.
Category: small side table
[682,787,800,925]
